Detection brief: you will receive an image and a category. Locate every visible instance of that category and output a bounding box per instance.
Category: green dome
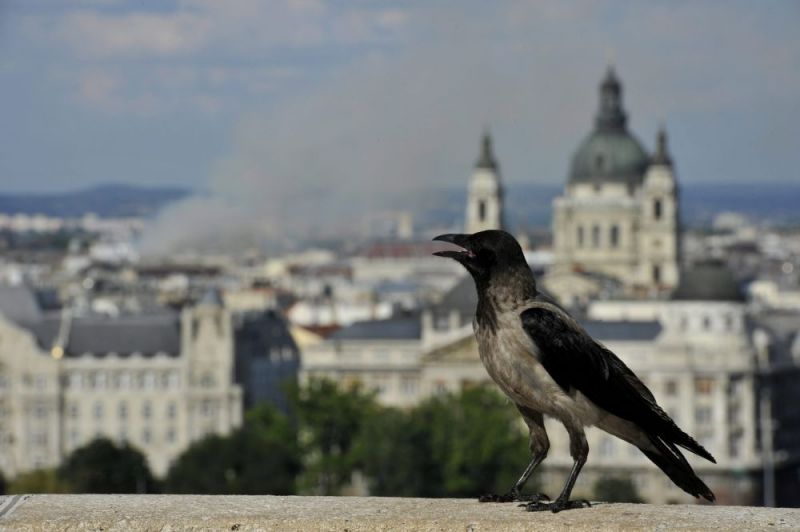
[568,130,649,187]
[568,67,650,188]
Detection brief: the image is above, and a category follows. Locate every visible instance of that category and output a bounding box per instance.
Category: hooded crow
[433,230,715,512]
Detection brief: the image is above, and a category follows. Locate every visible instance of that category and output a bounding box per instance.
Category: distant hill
[0,184,190,218]
[418,182,800,229]
[1,181,797,228]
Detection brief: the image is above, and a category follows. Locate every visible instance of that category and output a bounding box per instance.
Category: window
[142,429,151,444]
[167,402,177,419]
[577,226,584,247]
[69,404,80,419]
[695,406,712,424]
[728,404,741,425]
[695,377,714,395]
[477,200,486,222]
[652,264,661,284]
[142,401,152,419]
[610,225,619,248]
[729,435,742,459]
[724,314,734,331]
[282,347,293,361]
[592,225,600,247]
[93,401,104,419]
[595,153,605,171]
[69,372,83,389]
[653,198,663,220]
[702,316,712,331]
[166,429,176,443]
[599,437,615,457]
[664,380,678,397]
[401,378,418,396]
[118,402,128,420]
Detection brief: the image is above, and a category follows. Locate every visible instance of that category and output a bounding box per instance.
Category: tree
[290,378,378,495]
[593,476,644,503]
[7,469,70,494]
[354,385,533,498]
[353,406,437,496]
[59,438,158,493]
[417,386,532,497]
[165,404,300,494]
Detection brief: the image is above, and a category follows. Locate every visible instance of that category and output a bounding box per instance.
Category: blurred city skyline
[1,2,800,506]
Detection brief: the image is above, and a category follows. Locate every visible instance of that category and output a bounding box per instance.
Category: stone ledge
[0,495,798,531]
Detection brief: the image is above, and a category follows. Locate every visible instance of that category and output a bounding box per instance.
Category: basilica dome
[568,68,650,188]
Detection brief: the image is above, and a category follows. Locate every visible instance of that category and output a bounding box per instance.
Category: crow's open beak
[432,233,474,260]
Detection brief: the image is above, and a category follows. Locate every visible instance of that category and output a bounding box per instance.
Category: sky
[0,1,798,249]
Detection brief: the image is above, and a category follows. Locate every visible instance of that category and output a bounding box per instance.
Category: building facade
[547,68,680,304]
[0,286,242,478]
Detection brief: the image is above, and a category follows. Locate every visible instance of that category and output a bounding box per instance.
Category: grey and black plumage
[433,230,715,512]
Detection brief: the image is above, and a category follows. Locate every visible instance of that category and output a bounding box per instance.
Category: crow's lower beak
[432,233,473,259]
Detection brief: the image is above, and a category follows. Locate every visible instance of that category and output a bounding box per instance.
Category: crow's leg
[524,424,591,513]
[481,408,550,503]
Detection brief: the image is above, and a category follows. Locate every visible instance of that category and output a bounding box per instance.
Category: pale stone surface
[1,495,799,531]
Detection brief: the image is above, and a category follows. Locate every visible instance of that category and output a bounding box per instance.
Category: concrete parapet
[0,495,798,531]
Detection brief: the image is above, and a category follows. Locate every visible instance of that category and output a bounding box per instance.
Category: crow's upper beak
[432,233,474,260]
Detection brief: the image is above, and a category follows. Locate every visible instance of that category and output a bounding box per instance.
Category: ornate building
[465,132,504,234]
[546,68,680,305]
[0,285,242,477]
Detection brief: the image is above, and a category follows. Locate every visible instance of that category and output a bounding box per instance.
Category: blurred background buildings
[0,0,799,507]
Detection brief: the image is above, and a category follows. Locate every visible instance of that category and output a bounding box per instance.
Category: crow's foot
[522,498,591,513]
[480,491,549,503]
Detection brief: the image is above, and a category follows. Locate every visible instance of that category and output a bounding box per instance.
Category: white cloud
[58,10,210,57]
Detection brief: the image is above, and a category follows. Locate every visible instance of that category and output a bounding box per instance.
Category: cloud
[58,10,210,58]
[54,1,409,58]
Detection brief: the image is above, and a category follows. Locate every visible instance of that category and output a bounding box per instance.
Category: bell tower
[465,131,504,234]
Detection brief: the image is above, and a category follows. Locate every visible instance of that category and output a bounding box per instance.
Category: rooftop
[330,315,421,341]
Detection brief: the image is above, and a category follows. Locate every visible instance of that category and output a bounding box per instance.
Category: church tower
[465,131,504,234]
[638,127,680,290]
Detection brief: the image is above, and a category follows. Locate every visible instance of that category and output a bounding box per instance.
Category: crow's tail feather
[641,436,715,502]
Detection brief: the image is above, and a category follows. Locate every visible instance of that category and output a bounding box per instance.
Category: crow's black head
[432,230,533,289]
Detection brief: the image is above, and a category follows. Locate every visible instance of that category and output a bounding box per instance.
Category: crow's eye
[476,249,495,264]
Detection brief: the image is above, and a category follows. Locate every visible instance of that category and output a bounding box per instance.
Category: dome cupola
[568,67,650,189]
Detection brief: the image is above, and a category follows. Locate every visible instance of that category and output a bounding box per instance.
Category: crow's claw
[522,499,591,513]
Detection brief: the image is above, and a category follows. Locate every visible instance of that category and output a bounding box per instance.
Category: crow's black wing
[520,306,715,463]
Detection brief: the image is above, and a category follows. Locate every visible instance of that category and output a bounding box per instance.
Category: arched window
[595,154,605,171]
[653,198,663,220]
[577,226,584,247]
[610,225,619,248]
[477,200,486,222]
[592,225,600,247]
